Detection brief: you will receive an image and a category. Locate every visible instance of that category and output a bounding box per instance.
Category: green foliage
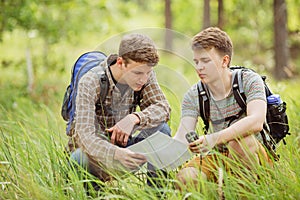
[287,0,300,31]
[0,1,25,38]
[1,0,299,73]
[0,0,300,199]
[171,0,202,35]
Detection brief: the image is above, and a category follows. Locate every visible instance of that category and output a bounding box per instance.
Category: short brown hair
[118,33,159,66]
[192,27,233,65]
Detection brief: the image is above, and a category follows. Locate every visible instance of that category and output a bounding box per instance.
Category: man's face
[120,60,152,91]
[193,47,224,84]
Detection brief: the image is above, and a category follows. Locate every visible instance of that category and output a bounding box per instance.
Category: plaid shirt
[68,55,170,169]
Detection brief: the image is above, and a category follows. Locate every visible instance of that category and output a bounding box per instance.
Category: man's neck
[208,70,232,100]
[110,63,126,84]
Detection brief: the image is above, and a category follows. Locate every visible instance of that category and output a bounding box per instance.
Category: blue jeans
[70,122,171,179]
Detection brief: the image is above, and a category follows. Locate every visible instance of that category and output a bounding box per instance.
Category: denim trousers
[70,122,171,180]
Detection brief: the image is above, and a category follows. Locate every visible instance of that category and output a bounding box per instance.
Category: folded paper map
[127,131,192,171]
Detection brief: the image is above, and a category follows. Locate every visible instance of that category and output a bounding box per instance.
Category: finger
[189,137,203,146]
[117,132,126,147]
[189,141,201,148]
[189,144,199,150]
[106,128,113,132]
[123,159,138,170]
[200,148,209,155]
[189,143,198,148]
[124,157,146,170]
[117,132,125,144]
[132,153,147,161]
[190,142,208,153]
[128,153,147,165]
[191,148,200,154]
[122,134,129,146]
[189,145,200,153]
[111,129,117,144]
[131,157,147,167]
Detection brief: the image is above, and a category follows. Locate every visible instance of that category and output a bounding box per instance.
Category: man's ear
[222,55,230,67]
[117,57,128,69]
[116,57,123,66]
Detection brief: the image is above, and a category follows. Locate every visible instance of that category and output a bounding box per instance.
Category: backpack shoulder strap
[99,72,109,103]
[94,67,145,113]
[129,84,146,113]
[92,66,109,106]
[197,70,248,133]
[232,69,247,112]
[197,81,210,134]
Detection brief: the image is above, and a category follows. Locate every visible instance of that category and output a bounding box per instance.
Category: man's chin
[134,85,143,91]
[133,87,142,91]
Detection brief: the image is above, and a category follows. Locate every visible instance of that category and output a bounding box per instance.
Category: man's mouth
[136,84,143,89]
[198,74,206,79]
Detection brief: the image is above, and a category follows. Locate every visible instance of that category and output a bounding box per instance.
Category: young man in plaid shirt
[68,33,171,187]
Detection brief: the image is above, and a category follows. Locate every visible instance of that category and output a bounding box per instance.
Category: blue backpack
[61,51,144,135]
[61,51,108,135]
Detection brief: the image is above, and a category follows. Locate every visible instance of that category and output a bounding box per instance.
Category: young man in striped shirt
[174,27,272,190]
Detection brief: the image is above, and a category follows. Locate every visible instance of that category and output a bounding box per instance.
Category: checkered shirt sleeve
[133,71,170,129]
[73,70,117,169]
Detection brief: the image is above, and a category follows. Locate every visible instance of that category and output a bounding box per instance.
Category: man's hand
[106,114,140,147]
[189,132,221,154]
[114,148,147,170]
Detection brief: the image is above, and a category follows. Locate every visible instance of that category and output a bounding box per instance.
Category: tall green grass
[1,64,300,199]
[1,32,300,199]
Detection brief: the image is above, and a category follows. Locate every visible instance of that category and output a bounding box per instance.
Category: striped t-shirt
[182,70,266,139]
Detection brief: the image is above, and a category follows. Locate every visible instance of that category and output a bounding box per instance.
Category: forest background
[0,0,299,199]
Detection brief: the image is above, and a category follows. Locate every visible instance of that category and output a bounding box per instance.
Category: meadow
[0,30,300,200]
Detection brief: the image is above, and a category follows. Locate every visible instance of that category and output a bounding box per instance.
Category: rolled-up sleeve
[74,71,117,168]
[133,71,171,129]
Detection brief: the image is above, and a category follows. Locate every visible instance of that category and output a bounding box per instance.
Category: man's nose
[195,63,204,70]
[140,73,149,83]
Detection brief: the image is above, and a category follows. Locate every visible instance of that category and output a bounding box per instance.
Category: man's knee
[228,135,261,168]
[158,122,171,136]
[228,135,259,156]
[70,148,89,169]
[175,167,201,190]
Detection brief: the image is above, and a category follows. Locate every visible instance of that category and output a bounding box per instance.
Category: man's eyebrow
[132,68,149,72]
[193,56,209,61]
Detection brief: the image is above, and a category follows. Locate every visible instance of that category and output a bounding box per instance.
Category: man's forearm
[134,101,170,128]
[216,115,264,145]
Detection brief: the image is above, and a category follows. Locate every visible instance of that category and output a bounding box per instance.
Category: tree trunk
[165,0,173,51]
[274,0,290,79]
[218,0,224,29]
[26,46,34,95]
[203,0,210,29]
[43,39,49,70]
